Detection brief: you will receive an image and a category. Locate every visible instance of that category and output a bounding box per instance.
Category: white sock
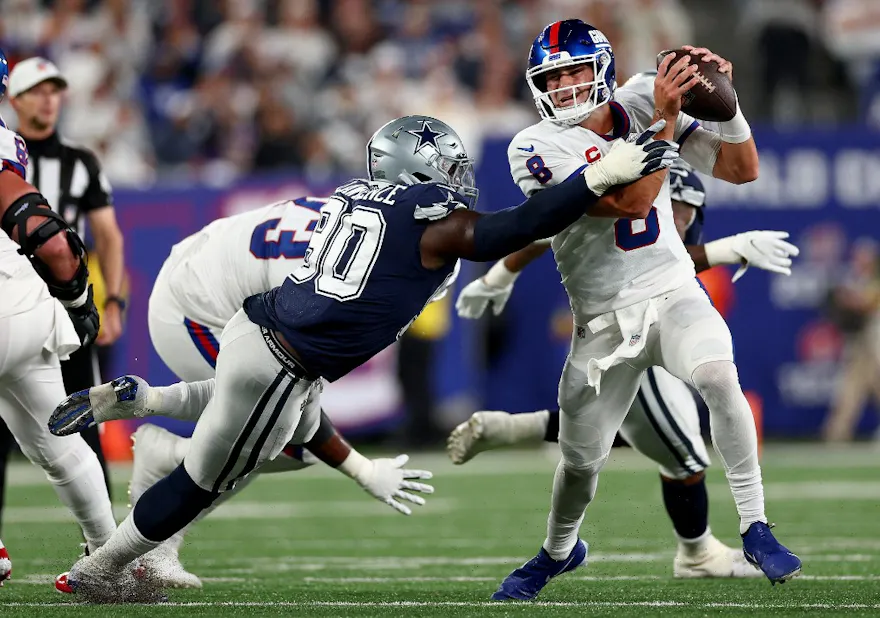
[508,410,551,443]
[543,458,598,560]
[94,514,159,570]
[147,379,215,422]
[45,441,116,552]
[677,528,713,557]
[691,361,766,534]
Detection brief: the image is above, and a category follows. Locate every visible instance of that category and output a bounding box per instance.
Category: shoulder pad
[406,183,468,222]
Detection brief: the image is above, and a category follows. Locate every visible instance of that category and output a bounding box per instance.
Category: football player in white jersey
[451,152,798,579]
[485,21,801,600]
[0,48,118,576]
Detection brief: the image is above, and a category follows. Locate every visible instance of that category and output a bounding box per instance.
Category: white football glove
[342,453,434,515]
[584,119,680,195]
[704,230,800,282]
[455,278,514,319]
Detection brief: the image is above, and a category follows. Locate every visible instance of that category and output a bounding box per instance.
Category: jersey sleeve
[79,149,113,211]
[0,127,28,179]
[678,124,722,176]
[407,183,469,223]
[508,130,589,197]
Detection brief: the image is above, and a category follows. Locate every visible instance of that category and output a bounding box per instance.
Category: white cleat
[447,411,546,465]
[129,424,186,505]
[674,535,762,578]
[65,553,165,603]
[141,542,202,590]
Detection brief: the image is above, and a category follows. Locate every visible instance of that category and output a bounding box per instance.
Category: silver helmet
[367,115,479,207]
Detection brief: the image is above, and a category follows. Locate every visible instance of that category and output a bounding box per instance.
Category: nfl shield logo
[629,333,641,346]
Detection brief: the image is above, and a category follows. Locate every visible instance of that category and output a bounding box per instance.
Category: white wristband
[704,236,739,267]
[338,449,371,483]
[719,95,751,144]
[60,286,90,309]
[483,261,520,289]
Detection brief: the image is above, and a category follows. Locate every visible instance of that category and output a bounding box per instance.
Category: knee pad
[559,439,608,477]
[691,360,739,400]
[133,463,219,542]
[25,437,96,486]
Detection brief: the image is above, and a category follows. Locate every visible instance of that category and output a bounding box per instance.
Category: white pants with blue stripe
[558,279,733,477]
[149,260,222,383]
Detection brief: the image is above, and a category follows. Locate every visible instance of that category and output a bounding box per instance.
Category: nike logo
[518,145,535,152]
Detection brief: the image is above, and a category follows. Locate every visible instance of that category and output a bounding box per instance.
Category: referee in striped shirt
[0,58,124,524]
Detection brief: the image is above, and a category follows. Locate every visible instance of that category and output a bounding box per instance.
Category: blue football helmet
[527,19,617,125]
[0,49,9,102]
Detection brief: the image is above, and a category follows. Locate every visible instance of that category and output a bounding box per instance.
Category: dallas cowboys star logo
[406,120,447,154]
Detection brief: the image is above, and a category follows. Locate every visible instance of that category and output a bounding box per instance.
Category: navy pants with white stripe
[621,367,710,480]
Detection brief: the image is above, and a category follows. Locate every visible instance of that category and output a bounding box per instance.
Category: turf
[0,443,878,617]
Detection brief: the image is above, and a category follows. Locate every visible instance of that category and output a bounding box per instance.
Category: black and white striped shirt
[23,132,113,238]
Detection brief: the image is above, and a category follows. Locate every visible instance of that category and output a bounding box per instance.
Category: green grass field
[0,443,878,617]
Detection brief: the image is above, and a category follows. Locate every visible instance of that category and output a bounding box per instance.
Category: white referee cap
[8,57,68,98]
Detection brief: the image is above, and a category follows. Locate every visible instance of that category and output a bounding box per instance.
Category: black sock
[544,409,560,443]
[132,464,219,542]
[661,473,709,540]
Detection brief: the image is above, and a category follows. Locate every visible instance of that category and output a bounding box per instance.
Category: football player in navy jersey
[452,156,799,579]
[51,114,680,601]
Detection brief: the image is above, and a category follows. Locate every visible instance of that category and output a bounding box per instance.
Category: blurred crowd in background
[0,0,878,188]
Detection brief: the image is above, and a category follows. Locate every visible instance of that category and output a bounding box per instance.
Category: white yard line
[12,572,878,586]
[2,499,457,524]
[4,443,878,489]
[301,574,880,583]
[4,601,880,609]
[188,552,876,570]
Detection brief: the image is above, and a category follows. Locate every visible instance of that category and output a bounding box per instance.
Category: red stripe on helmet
[547,21,562,52]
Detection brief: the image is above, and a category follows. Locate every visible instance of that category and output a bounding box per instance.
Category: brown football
[656,49,736,122]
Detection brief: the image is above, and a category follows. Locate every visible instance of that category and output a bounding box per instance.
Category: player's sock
[94,514,157,570]
[44,443,116,552]
[691,361,766,534]
[661,473,710,551]
[676,528,714,558]
[130,464,218,546]
[505,409,551,443]
[543,457,599,560]
[544,409,560,443]
[148,379,215,422]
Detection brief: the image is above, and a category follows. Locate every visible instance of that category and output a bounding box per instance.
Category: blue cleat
[491,539,587,601]
[742,522,801,585]
[48,376,147,436]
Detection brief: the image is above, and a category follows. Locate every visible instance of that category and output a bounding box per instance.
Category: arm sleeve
[79,150,114,211]
[470,174,598,262]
